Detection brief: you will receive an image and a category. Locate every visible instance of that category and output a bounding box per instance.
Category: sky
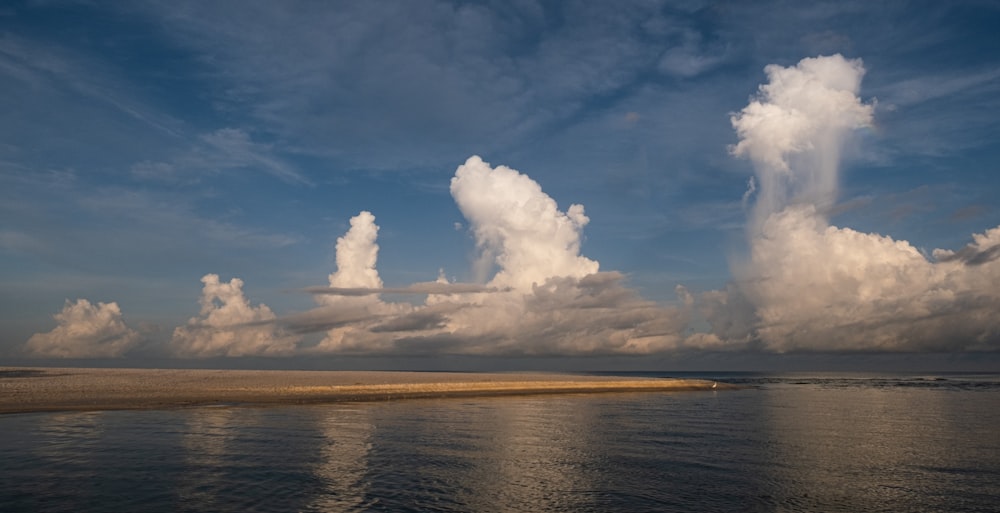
[3,0,1000,370]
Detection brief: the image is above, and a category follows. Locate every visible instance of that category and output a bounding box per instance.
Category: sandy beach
[0,367,732,414]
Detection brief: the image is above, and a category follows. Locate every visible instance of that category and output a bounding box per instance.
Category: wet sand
[0,367,732,414]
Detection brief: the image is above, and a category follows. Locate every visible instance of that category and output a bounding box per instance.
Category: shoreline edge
[1,367,739,414]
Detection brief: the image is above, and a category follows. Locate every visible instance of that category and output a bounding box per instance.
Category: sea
[2,372,999,513]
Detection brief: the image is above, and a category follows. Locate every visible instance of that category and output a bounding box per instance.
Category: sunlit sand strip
[0,367,737,414]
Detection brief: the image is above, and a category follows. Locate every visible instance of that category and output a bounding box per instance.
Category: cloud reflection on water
[307,406,375,511]
[759,379,992,510]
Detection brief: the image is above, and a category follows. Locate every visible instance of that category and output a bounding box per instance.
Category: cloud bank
[705,54,1000,352]
[25,299,139,357]
[305,282,500,297]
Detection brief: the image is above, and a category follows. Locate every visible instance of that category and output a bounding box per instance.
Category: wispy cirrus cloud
[131,128,310,185]
[0,32,183,139]
[129,1,732,171]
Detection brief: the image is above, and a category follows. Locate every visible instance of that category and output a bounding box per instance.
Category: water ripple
[2,376,999,512]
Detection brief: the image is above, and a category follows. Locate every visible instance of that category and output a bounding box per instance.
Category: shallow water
[2,373,999,512]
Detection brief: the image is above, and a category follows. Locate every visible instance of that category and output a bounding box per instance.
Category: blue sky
[3,1,999,368]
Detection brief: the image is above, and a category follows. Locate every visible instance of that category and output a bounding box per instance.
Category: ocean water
[2,373,999,512]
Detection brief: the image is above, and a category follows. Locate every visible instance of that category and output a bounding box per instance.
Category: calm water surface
[2,373,999,512]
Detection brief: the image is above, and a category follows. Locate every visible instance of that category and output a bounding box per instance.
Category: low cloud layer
[305,282,501,296]
[704,54,1000,352]
[24,299,139,357]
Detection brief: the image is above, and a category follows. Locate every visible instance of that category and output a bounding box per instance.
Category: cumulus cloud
[705,54,1000,352]
[281,59,999,357]
[25,299,139,357]
[450,156,599,290]
[310,211,413,352]
[277,157,691,356]
[420,157,691,354]
[171,274,299,357]
[730,54,874,229]
[324,211,383,292]
[745,206,1000,351]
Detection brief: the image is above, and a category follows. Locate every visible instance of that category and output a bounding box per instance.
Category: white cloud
[285,157,690,356]
[326,211,382,291]
[25,299,139,357]
[704,55,1000,352]
[313,211,411,352]
[171,274,299,357]
[746,206,1000,351]
[730,54,874,228]
[450,156,599,291]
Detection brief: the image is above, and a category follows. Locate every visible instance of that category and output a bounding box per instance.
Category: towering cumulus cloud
[430,156,684,354]
[172,274,298,356]
[294,156,690,355]
[411,157,688,354]
[450,156,599,290]
[730,54,874,230]
[713,54,1000,352]
[311,211,410,352]
[326,211,383,292]
[25,299,139,357]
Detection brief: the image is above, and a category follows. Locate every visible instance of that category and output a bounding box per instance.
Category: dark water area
[2,373,999,512]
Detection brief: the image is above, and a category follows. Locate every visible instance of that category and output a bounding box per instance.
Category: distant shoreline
[0,367,734,414]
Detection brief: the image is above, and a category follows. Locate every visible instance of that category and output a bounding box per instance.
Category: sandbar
[0,367,734,414]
